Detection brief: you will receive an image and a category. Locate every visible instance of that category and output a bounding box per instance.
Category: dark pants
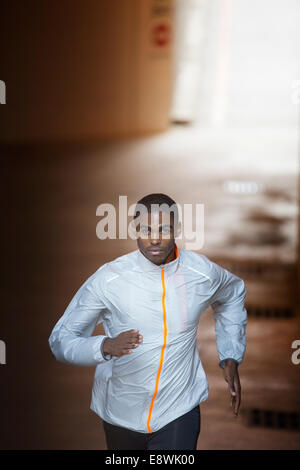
[103,405,201,450]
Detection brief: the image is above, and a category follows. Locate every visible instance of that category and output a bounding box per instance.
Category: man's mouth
[147,248,164,256]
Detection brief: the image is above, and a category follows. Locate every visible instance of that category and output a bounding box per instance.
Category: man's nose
[150,235,161,244]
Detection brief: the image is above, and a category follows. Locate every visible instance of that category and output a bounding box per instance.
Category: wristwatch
[100,336,112,361]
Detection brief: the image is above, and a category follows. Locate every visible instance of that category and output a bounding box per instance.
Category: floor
[0,128,299,449]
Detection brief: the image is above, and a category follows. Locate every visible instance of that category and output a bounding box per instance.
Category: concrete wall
[0,0,174,143]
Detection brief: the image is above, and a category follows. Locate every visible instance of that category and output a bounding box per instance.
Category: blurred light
[222,180,263,194]
[170,0,207,122]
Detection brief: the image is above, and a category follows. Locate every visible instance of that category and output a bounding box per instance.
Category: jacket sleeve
[209,262,247,369]
[48,266,111,366]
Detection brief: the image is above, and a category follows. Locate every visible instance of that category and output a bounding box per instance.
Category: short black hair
[133,193,179,227]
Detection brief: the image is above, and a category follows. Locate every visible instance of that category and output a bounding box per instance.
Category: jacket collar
[135,243,180,276]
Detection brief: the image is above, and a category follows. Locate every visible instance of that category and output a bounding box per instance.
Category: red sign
[152,23,171,47]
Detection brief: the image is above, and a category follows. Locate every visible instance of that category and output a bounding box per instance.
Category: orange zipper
[146,244,179,433]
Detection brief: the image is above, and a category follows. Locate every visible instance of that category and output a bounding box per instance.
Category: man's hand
[103,329,143,358]
[223,360,241,416]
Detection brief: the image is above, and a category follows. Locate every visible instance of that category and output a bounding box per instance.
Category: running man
[49,193,247,450]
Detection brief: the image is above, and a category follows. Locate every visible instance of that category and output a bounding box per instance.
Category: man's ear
[174,220,182,238]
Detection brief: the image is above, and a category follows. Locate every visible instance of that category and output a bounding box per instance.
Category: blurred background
[0,0,299,449]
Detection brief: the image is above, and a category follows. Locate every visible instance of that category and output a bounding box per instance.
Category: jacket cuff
[219,358,239,369]
[100,336,112,361]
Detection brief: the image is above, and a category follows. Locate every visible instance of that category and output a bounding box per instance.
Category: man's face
[136,210,177,266]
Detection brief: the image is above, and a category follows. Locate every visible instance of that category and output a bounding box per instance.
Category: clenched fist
[102,329,143,358]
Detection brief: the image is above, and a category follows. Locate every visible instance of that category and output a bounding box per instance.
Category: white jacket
[48,244,247,433]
